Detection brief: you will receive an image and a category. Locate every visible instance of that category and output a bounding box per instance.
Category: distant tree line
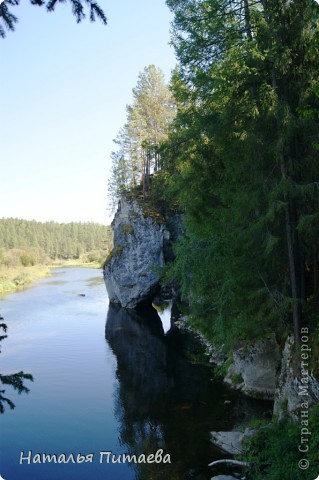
[0,218,113,263]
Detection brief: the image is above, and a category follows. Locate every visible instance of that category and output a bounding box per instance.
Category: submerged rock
[103,197,169,308]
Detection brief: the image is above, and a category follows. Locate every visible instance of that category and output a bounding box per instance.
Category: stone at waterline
[104,197,169,308]
[273,335,319,420]
[224,335,281,400]
[211,476,242,480]
[210,429,254,455]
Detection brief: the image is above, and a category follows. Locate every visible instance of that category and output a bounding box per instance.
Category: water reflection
[105,304,266,480]
[106,305,169,422]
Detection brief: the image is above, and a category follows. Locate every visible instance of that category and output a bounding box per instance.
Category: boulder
[103,197,169,308]
[224,335,281,400]
[210,429,254,455]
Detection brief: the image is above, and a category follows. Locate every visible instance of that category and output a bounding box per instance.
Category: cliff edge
[103,197,169,308]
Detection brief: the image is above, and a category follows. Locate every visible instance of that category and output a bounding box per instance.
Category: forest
[110,0,319,350]
[0,218,113,293]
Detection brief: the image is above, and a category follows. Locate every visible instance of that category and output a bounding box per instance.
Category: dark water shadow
[105,305,272,480]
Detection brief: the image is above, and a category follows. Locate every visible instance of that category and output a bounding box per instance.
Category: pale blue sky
[0,0,176,225]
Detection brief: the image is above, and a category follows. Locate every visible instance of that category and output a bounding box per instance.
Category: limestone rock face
[224,335,281,400]
[273,336,319,420]
[103,197,169,308]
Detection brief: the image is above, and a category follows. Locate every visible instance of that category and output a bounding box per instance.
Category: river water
[0,267,271,480]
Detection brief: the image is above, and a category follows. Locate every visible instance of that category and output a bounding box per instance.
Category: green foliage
[108,65,176,208]
[103,249,114,268]
[0,218,113,262]
[13,272,32,287]
[0,248,42,268]
[115,245,124,256]
[0,219,113,293]
[160,0,319,348]
[228,371,244,385]
[242,408,319,479]
[122,224,134,235]
[20,254,34,267]
[81,249,106,265]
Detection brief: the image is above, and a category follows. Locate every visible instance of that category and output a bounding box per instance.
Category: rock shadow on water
[105,304,168,418]
[105,305,271,480]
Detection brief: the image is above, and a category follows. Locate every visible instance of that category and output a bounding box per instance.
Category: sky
[0,0,176,225]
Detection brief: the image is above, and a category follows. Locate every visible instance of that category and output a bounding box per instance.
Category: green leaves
[162,0,319,347]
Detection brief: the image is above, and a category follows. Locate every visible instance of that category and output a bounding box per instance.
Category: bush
[20,253,35,267]
[242,406,319,479]
[115,245,124,256]
[122,224,134,234]
[103,250,114,267]
[13,272,32,286]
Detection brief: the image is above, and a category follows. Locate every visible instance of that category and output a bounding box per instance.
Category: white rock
[211,475,241,480]
[104,197,168,308]
[224,335,281,400]
[273,335,319,419]
[210,431,245,454]
[210,428,254,455]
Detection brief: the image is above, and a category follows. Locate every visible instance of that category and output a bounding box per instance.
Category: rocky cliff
[103,197,170,308]
[273,335,319,420]
[220,333,319,417]
[104,197,319,420]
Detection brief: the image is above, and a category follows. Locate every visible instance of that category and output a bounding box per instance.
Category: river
[0,267,271,480]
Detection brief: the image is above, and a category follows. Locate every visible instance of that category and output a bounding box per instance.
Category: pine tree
[164,0,319,347]
[108,65,176,205]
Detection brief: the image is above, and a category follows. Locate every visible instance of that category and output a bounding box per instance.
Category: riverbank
[0,260,102,296]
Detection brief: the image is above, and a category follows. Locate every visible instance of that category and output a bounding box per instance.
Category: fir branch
[0,0,107,37]
[0,372,34,394]
[0,2,18,36]
[0,390,15,414]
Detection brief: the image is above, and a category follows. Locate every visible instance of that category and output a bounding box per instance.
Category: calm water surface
[0,267,271,480]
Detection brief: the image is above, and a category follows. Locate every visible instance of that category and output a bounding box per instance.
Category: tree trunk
[243,0,253,40]
[280,154,301,348]
[271,50,302,347]
[313,229,319,299]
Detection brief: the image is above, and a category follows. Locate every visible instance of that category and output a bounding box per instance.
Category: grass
[51,258,103,269]
[0,258,103,297]
[240,405,319,479]
[0,265,53,296]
